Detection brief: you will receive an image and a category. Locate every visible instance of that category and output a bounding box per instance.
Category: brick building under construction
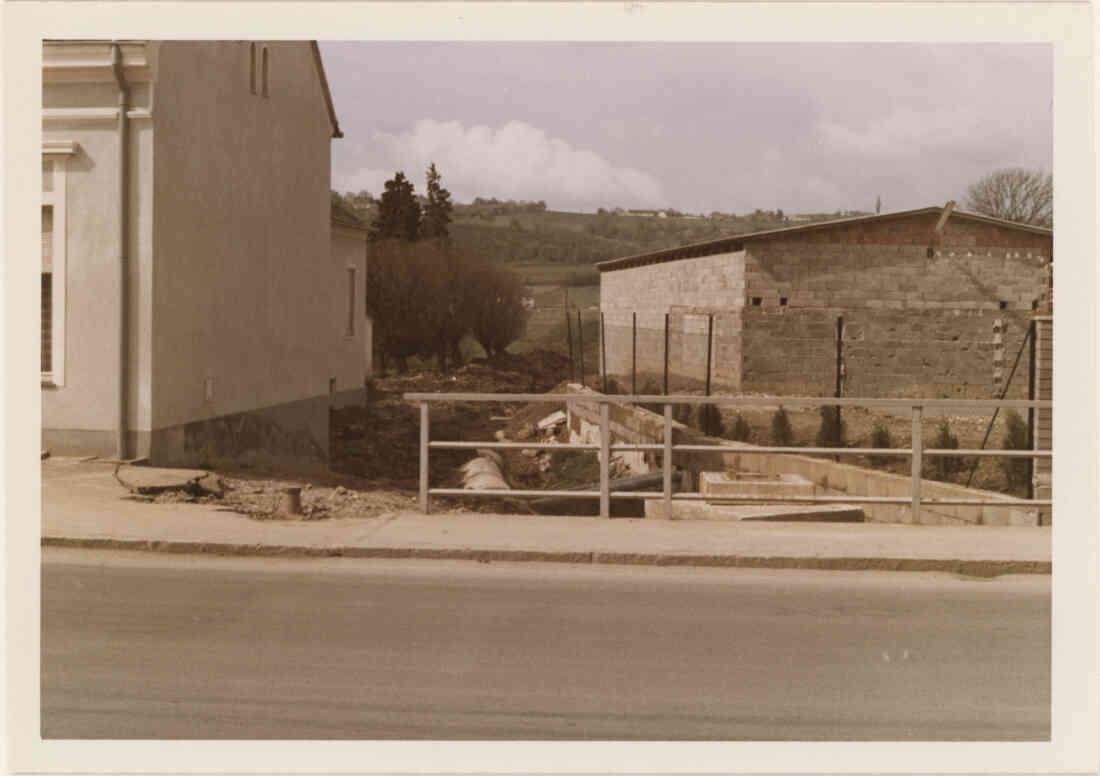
[596,204,1052,400]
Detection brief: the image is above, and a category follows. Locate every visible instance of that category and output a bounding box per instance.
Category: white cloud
[335,119,666,210]
[817,107,1021,162]
[332,166,392,197]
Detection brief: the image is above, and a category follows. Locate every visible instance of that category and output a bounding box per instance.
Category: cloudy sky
[320,42,1051,215]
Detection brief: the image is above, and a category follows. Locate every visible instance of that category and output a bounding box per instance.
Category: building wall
[41,42,157,456]
[599,250,744,390]
[331,223,372,400]
[150,41,339,464]
[739,214,1050,397]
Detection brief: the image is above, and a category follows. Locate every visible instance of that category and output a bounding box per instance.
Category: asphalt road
[41,548,1050,740]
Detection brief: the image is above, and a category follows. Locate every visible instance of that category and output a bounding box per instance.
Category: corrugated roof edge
[595,206,1052,273]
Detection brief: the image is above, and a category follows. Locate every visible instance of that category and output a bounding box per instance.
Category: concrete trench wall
[565,386,1039,527]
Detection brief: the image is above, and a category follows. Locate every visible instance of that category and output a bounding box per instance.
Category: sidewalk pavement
[41,459,1051,576]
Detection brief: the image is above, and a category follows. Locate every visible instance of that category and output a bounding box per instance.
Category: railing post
[600,400,610,518]
[419,400,430,514]
[663,403,673,519]
[911,404,922,524]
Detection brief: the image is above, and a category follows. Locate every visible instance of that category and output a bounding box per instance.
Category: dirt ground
[152,349,1030,520]
[180,350,575,520]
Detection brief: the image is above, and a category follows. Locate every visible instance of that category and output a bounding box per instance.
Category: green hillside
[333,191,869,269]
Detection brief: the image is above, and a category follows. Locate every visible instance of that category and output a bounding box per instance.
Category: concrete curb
[42,536,1051,577]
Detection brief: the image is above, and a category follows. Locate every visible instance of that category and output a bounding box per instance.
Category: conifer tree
[422,162,454,240]
[369,171,420,241]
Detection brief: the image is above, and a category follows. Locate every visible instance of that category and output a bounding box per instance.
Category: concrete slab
[699,471,814,499]
[114,462,220,493]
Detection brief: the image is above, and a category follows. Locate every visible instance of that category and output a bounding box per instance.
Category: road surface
[41,548,1050,740]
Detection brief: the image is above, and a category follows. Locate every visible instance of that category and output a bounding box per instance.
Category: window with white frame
[346,266,357,337]
[41,142,74,385]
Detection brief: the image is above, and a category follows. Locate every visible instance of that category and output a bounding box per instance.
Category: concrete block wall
[600,251,744,389]
[739,215,1049,398]
[743,306,1033,398]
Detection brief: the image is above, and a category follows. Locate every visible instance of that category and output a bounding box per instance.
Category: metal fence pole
[577,309,585,388]
[664,312,669,395]
[600,313,607,393]
[911,404,922,524]
[632,311,637,396]
[663,403,673,518]
[419,400,430,513]
[704,314,714,434]
[599,401,610,518]
[565,304,574,382]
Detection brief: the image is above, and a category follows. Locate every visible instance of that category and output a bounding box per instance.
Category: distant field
[509,262,600,287]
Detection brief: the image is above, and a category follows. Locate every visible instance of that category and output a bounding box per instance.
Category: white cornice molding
[42,107,152,125]
[42,140,78,156]
[42,107,117,124]
[43,41,151,84]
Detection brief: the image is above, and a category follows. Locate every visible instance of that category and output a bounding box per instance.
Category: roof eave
[310,41,342,139]
[596,205,1052,274]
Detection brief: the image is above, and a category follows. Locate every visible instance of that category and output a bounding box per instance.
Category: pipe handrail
[406,392,1054,521]
[404,392,1052,410]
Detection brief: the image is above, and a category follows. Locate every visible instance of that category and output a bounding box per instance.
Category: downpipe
[111,43,130,460]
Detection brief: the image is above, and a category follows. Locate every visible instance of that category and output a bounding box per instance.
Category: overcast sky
[320,42,1051,215]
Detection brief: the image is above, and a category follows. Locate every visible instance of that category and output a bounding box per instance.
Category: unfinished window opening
[779,297,788,307]
[751,296,762,307]
[999,300,1008,310]
[261,47,270,97]
[249,43,257,94]
[926,246,934,258]
[1031,299,1040,311]
[346,267,357,336]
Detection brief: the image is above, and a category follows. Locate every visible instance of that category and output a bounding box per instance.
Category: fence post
[599,400,610,518]
[911,404,922,524]
[704,314,713,434]
[835,315,844,437]
[664,312,669,395]
[419,400,430,514]
[566,304,574,383]
[663,403,673,518]
[600,313,607,393]
[577,309,585,388]
[632,311,637,396]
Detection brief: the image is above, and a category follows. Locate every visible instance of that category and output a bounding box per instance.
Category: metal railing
[404,393,1053,521]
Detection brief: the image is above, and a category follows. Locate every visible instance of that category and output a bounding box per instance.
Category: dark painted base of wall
[40,428,150,459]
[43,391,354,469]
[152,394,331,468]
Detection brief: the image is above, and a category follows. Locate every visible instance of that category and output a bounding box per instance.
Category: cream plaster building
[42,40,370,466]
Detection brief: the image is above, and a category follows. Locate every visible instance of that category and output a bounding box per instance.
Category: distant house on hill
[41,40,371,466]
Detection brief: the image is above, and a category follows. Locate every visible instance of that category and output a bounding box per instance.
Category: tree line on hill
[358,164,527,372]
